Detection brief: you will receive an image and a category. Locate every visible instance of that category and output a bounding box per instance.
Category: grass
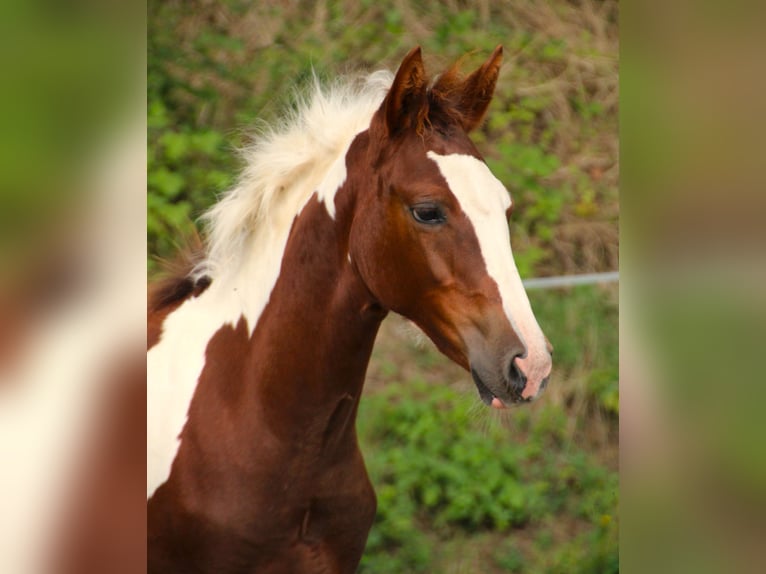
[148,0,618,277]
[359,284,618,573]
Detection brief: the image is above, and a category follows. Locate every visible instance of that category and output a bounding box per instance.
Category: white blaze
[427,152,551,394]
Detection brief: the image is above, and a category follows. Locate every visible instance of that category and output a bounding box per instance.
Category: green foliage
[528,286,619,416]
[545,516,619,574]
[355,282,619,572]
[486,141,564,275]
[148,0,618,277]
[492,513,618,574]
[360,382,544,533]
[357,378,618,573]
[147,97,234,271]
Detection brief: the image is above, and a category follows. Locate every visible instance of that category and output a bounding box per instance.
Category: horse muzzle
[469,347,552,409]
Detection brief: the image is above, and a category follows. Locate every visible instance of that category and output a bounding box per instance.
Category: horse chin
[470,367,527,409]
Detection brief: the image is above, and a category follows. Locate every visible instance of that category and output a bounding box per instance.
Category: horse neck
[204,189,385,445]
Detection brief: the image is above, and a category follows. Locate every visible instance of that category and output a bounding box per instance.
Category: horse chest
[149,447,376,574]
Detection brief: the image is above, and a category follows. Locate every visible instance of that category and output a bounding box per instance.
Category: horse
[147,46,553,573]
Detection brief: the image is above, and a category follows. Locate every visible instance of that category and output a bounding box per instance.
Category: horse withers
[147,46,552,573]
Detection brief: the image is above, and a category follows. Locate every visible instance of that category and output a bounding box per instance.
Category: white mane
[150,72,394,497]
[195,70,393,279]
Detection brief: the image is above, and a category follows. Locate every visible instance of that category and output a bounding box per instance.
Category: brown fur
[370,45,503,162]
[148,239,210,349]
[147,46,549,574]
[430,45,504,132]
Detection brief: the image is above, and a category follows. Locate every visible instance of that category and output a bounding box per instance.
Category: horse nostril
[508,354,527,394]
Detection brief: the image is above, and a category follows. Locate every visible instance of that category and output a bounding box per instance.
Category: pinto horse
[147,46,552,573]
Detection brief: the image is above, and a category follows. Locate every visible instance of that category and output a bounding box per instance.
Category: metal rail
[522,271,619,290]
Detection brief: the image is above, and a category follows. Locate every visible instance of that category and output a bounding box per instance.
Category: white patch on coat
[147,284,245,498]
[147,73,392,499]
[426,152,552,395]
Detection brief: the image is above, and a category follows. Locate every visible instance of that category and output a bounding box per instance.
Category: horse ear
[382,46,428,134]
[453,45,504,132]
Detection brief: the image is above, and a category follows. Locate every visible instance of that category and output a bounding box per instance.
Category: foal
[148,46,552,573]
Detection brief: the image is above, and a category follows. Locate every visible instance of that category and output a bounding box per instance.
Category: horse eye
[411,204,446,225]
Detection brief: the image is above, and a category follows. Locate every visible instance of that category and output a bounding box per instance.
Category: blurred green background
[148,1,618,572]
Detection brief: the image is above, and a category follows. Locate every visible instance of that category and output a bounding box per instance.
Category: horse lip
[470,368,495,405]
[471,367,524,406]
[471,366,528,406]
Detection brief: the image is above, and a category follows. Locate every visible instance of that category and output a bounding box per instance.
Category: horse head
[348,46,553,407]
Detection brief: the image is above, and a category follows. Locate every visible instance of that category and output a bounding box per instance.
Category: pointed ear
[452,45,504,132]
[382,46,428,134]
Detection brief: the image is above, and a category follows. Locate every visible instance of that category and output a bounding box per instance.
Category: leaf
[148,167,184,199]
[160,131,190,162]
